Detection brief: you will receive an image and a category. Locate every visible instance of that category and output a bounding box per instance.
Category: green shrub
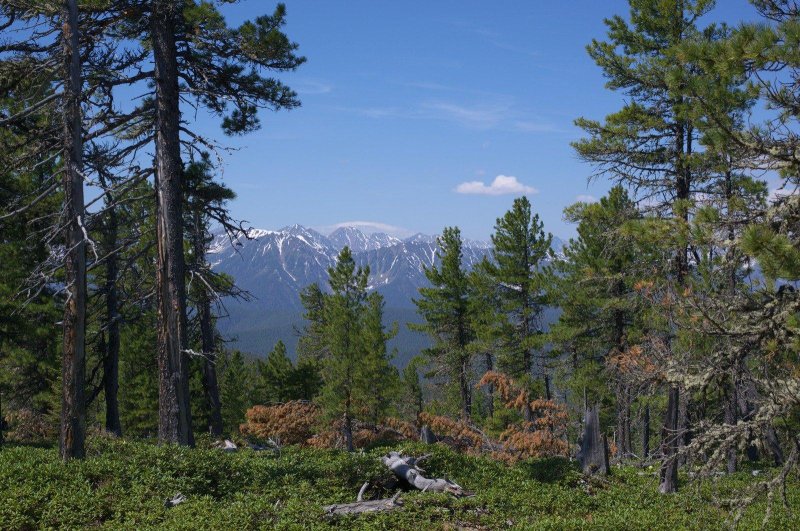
[0,437,797,529]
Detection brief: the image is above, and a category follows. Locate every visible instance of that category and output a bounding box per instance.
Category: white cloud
[317,221,413,238]
[294,80,332,95]
[575,194,598,203]
[455,175,538,196]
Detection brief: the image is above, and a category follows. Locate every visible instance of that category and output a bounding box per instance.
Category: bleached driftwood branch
[323,491,402,516]
[381,451,469,497]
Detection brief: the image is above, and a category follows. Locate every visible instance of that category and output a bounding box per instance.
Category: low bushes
[1,436,798,529]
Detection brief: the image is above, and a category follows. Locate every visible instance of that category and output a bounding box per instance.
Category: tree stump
[578,404,610,475]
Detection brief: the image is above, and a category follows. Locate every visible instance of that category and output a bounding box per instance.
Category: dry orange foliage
[306,418,407,450]
[240,401,319,445]
[607,345,657,378]
[478,371,570,461]
[419,412,485,449]
[382,416,418,440]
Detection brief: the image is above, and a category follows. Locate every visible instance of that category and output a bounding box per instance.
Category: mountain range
[210,224,563,366]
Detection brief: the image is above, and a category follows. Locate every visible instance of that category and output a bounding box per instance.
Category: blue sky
[189,0,761,240]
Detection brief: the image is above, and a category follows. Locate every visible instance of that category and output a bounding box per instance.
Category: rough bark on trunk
[152,0,193,446]
[578,404,609,475]
[59,0,87,461]
[659,385,680,493]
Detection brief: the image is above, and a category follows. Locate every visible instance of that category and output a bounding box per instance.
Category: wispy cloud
[332,99,562,134]
[317,220,413,238]
[455,175,538,196]
[423,101,508,129]
[575,194,598,203]
[294,80,333,95]
[332,105,403,118]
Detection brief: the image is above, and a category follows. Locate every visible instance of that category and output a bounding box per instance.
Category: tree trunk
[459,353,471,421]
[659,385,679,493]
[765,427,785,466]
[59,0,86,461]
[642,404,650,459]
[578,404,609,475]
[152,0,193,446]
[724,376,737,474]
[193,211,222,436]
[102,184,121,436]
[343,412,353,452]
[616,384,632,458]
[677,385,689,466]
[420,425,437,444]
[484,352,494,419]
[543,373,552,401]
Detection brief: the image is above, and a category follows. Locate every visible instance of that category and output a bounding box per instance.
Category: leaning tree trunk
[152,0,193,446]
[59,0,87,461]
[659,385,680,493]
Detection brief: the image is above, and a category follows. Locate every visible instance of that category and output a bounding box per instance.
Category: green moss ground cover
[0,437,797,530]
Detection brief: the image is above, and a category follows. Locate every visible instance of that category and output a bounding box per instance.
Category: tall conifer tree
[484,197,552,407]
[413,227,474,420]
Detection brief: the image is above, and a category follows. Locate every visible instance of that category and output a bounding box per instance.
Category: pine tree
[218,350,252,435]
[317,247,369,451]
[111,0,306,446]
[572,0,717,492]
[183,153,238,436]
[255,340,294,404]
[359,292,400,425]
[483,197,553,405]
[412,227,475,420]
[550,186,646,457]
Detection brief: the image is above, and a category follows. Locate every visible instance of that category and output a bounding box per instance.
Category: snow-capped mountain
[209,224,560,360]
[328,226,402,253]
[210,225,487,311]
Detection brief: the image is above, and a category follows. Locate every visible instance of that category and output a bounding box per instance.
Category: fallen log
[323,492,402,516]
[381,451,470,497]
[164,492,186,508]
[213,439,238,452]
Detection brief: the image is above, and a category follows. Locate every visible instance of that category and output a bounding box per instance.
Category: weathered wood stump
[578,404,610,476]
